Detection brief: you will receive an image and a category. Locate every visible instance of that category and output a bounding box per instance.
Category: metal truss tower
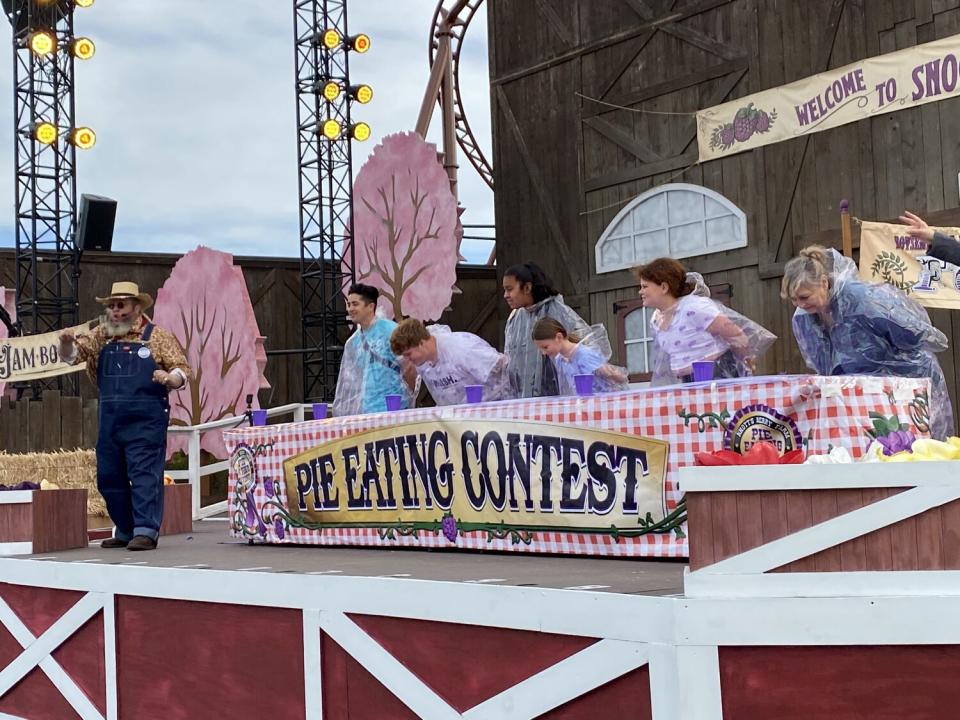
[293,0,357,402]
[7,0,81,393]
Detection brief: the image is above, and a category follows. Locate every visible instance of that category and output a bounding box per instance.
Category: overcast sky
[0,0,494,262]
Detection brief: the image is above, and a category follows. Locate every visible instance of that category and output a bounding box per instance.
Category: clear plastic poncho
[418,325,514,406]
[650,273,777,386]
[553,324,629,395]
[791,249,954,439]
[505,295,591,398]
[332,315,415,416]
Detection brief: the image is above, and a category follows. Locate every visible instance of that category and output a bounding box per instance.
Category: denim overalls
[95,324,169,541]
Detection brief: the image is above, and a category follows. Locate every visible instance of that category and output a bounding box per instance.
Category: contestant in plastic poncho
[332,283,416,416]
[503,263,591,398]
[389,318,513,406]
[531,318,629,395]
[634,258,776,385]
[781,245,954,440]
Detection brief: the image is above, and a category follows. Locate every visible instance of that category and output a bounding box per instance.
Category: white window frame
[595,183,748,274]
[622,304,654,378]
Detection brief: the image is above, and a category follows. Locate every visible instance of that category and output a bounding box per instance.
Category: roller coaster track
[428,0,494,190]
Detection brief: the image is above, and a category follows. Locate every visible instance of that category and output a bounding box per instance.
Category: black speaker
[76,194,117,253]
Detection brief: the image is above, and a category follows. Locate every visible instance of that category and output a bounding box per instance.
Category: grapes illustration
[441,513,458,542]
[755,110,771,133]
[709,104,777,151]
[733,104,756,142]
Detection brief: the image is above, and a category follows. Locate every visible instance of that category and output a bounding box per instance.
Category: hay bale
[0,450,105,516]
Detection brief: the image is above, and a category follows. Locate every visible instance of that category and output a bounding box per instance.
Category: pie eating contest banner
[279,419,669,538]
[859,221,960,310]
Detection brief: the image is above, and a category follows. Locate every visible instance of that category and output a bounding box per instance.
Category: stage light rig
[295,0,373,402]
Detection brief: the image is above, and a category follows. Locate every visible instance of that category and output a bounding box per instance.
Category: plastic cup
[385,394,403,412]
[465,385,484,404]
[691,361,715,382]
[312,402,328,420]
[574,374,594,396]
[251,409,268,426]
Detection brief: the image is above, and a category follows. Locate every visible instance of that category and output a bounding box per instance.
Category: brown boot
[127,535,158,551]
[101,537,128,549]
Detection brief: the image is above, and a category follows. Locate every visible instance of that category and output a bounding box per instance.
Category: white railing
[166,403,310,520]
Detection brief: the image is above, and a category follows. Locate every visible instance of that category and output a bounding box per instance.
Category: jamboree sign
[280,420,669,538]
[0,321,93,383]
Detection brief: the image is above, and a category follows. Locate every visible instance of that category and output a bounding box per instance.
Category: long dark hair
[504,262,560,304]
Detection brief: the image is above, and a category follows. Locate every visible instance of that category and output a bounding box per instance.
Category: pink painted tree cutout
[345,131,462,320]
[153,246,269,460]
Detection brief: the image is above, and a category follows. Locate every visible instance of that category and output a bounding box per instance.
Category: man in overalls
[59,282,190,551]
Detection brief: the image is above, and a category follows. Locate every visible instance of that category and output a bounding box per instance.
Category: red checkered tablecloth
[224,375,929,558]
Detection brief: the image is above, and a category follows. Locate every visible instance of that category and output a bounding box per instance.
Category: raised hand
[899,210,935,243]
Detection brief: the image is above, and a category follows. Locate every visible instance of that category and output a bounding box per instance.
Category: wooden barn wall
[490,0,960,432]
[0,250,498,407]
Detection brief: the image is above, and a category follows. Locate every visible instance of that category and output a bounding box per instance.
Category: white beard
[102,315,135,337]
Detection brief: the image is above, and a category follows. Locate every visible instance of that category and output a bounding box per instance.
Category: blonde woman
[781,245,953,439]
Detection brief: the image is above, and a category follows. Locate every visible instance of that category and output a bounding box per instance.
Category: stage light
[350,122,371,142]
[71,37,95,60]
[321,119,341,140]
[347,34,370,53]
[321,29,341,50]
[33,122,58,145]
[69,127,96,150]
[349,84,373,104]
[29,30,56,57]
[322,81,341,102]
[75,0,95,7]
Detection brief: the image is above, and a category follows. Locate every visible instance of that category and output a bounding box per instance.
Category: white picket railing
[166,403,310,520]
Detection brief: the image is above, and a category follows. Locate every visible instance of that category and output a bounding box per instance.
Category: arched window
[595,183,747,274]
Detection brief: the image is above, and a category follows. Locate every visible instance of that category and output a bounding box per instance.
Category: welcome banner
[858,221,960,310]
[0,321,94,383]
[697,34,960,162]
[281,419,669,538]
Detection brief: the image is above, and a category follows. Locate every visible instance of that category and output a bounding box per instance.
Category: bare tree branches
[357,172,444,318]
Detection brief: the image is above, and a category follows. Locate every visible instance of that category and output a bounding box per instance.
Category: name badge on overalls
[138,346,151,359]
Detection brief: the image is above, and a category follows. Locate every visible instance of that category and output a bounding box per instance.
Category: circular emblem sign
[724,403,802,454]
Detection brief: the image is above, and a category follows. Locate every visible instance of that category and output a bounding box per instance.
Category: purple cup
[465,385,484,404]
[691,361,715,382]
[574,374,594,396]
[312,402,328,420]
[385,394,403,412]
[251,409,268,426]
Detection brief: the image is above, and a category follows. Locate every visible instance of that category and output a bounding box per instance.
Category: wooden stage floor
[10,520,687,596]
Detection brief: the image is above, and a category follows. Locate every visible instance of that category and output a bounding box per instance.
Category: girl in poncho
[634,258,776,386]
[503,263,590,398]
[532,318,629,395]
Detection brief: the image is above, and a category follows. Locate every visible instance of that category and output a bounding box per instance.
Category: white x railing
[166,403,310,520]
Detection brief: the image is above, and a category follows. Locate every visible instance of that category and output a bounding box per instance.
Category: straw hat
[95,281,153,311]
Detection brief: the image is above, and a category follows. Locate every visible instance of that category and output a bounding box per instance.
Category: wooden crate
[0,489,88,555]
[160,483,192,536]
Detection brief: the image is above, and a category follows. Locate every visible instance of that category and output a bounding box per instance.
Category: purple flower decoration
[274,517,285,540]
[878,430,916,456]
[264,477,275,498]
[441,514,458,542]
[244,491,257,527]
